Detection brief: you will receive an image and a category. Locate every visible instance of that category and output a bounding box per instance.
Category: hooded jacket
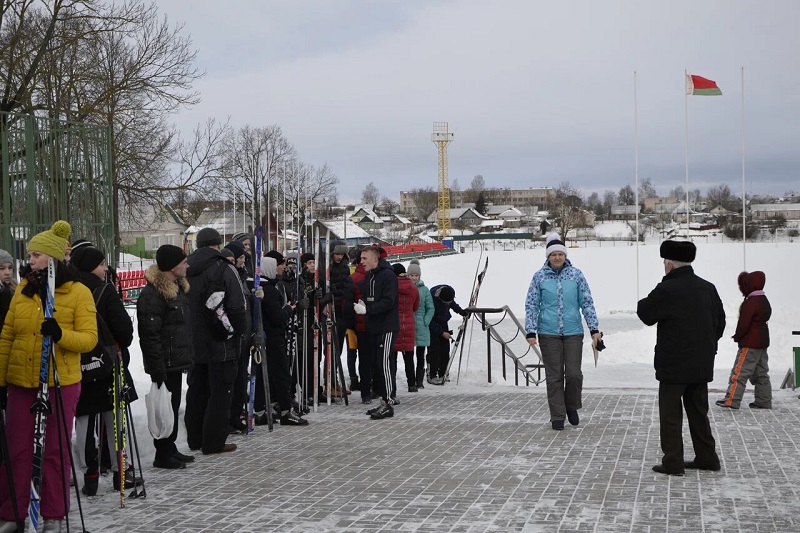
[0,262,97,388]
[394,274,420,351]
[525,259,599,337]
[429,284,465,338]
[260,257,293,338]
[137,265,194,379]
[329,258,356,329]
[732,271,770,349]
[637,266,726,383]
[413,278,435,347]
[358,259,399,335]
[186,246,247,363]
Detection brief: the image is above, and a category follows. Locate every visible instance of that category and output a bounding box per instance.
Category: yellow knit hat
[28,220,72,261]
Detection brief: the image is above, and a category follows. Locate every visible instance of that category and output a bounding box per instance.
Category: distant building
[119,203,189,254]
[400,186,554,214]
[750,203,800,220]
[609,205,640,221]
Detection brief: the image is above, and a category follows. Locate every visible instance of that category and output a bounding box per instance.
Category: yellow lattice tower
[432,122,454,240]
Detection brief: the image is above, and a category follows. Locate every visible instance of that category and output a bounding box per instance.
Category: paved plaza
[67,384,800,532]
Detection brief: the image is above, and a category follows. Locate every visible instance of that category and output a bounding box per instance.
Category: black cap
[224,241,246,259]
[73,246,105,273]
[196,227,222,248]
[156,244,186,272]
[266,250,285,265]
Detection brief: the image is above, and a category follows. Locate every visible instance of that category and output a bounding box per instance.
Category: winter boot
[408,385,418,393]
[349,376,361,391]
[280,409,309,426]
[81,472,99,496]
[567,410,580,426]
[42,519,63,532]
[113,466,143,491]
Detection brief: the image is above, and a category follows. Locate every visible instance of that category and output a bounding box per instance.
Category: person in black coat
[637,240,726,476]
[71,247,136,493]
[356,245,399,419]
[223,241,253,433]
[137,245,195,469]
[427,285,466,385]
[327,242,355,395]
[259,255,306,425]
[185,228,247,455]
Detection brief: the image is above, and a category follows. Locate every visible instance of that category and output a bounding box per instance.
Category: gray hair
[664,259,691,269]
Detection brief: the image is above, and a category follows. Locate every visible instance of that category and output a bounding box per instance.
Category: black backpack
[80,284,119,383]
[202,259,235,341]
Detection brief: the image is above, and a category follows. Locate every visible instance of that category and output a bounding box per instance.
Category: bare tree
[552,182,585,240]
[668,185,685,200]
[463,174,485,203]
[361,181,379,205]
[706,184,738,211]
[638,178,657,201]
[407,187,438,220]
[619,185,635,205]
[602,189,618,217]
[378,196,399,216]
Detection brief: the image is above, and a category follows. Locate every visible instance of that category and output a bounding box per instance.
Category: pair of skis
[247,226,273,432]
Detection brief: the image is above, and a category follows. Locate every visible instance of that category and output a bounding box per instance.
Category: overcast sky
[156,0,800,203]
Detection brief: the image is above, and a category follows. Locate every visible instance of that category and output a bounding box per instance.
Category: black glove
[298,297,309,310]
[596,339,606,352]
[40,317,63,343]
[459,309,470,317]
[150,373,166,387]
[0,386,7,410]
[314,288,323,300]
[319,292,333,304]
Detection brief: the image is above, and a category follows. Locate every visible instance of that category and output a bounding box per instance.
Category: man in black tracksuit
[637,240,725,476]
[185,228,247,455]
[356,245,399,419]
[428,285,466,384]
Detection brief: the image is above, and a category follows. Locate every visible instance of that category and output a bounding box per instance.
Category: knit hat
[266,250,285,265]
[0,249,13,266]
[545,232,567,259]
[156,244,186,272]
[28,220,71,261]
[286,256,297,266]
[437,286,455,303]
[220,248,235,261]
[300,252,315,266]
[196,227,222,248]
[260,256,277,280]
[406,259,421,277]
[224,241,246,259]
[331,241,348,255]
[73,246,106,273]
[392,263,406,276]
[70,239,93,255]
[660,240,696,263]
[232,232,251,243]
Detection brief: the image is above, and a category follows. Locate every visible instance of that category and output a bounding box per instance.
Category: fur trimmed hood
[144,264,189,299]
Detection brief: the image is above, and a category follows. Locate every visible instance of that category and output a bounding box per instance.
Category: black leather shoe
[748,402,771,409]
[552,420,564,430]
[172,451,195,463]
[684,460,721,471]
[652,464,684,476]
[153,456,186,469]
[567,410,579,426]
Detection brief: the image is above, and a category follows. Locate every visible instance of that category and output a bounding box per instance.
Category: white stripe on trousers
[380,332,395,401]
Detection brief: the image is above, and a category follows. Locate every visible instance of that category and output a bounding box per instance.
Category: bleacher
[117,269,147,301]
[382,242,458,262]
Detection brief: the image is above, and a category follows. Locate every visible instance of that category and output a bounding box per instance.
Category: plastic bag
[145,382,174,439]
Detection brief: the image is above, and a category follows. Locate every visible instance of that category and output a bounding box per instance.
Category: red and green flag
[686,74,722,96]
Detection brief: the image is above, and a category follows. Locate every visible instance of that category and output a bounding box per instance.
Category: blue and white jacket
[525,259,599,337]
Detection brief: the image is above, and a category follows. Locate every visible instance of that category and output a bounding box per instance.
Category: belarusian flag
[686,74,722,96]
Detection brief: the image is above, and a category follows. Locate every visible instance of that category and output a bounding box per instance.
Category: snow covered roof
[480,220,504,227]
[351,207,381,222]
[751,203,800,211]
[484,205,515,216]
[426,207,490,223]
[316,219,373,239]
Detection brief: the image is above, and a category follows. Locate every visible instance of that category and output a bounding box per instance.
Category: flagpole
[633,70,640,302]
[741,66,747,270]
[684,69,690,238]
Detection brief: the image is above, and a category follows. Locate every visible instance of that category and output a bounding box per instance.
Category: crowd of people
[0,221,778,530]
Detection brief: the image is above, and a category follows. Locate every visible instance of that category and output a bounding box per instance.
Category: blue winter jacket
[525,259,599,337]
[413,279,435,347]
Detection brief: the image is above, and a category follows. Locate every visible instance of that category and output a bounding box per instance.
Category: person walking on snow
[637,240,725,476]
[525,233,601,430]
[406,259,434,391]
[716,271,772,410]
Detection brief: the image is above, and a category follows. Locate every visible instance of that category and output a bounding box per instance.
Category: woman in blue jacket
[525,234,601,430]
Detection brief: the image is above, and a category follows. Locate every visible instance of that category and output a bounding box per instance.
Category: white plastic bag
[145,382,174,439]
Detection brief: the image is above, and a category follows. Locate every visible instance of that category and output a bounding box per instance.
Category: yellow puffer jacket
[0,277,98,388]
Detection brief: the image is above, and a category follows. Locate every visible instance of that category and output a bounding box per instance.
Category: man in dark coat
[327,241,355,396]
[427,285,466,385]
[184,228,247,455]
[356,245,399,419]
[637,240,726,476]
[137,244,195,469]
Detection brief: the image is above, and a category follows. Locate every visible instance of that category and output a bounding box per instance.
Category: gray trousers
[539,334,584,421]
[722,347,772,408]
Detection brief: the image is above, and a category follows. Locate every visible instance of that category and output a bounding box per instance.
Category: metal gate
[0,111,114,265]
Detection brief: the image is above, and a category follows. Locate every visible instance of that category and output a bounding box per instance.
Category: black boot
[350,377,361,391]
[113,465,144,491]
[81,472,99,496]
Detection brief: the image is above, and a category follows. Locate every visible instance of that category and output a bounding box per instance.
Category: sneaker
[389,396,399,406]
[153,456,186,469]
[280,410,309,426]
[254,412,271,426]
[203,443,237,455]
[652,464,684,476]
[172,451,195,463]
[366,405,381,416]
[42,519,64,533]
[370,400,394,420]
[428,376,443,385]
[567,410,579,426]
[408,385,418,393]
[715,399,739,409]
[684,460,721,471]
[552,420,564,430]
[81,472,98,496]
[749,402,771,409]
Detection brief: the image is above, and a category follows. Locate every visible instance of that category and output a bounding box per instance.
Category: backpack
[202,259,235,341]
[80,284,119,383]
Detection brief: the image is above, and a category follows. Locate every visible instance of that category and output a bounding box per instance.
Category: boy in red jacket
[716,271,772,409]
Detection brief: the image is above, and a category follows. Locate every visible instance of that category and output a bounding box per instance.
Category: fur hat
[545,232,567,259]
[156,244,186,272]
[331,241,348,255]
[437,285,455,303]
[392,263,406,276]
[73,246,105,273]
[260,256,277,279]
[196,227,222,248]
[265,250,285,265]
[0,248,13,266]
[406,259,421,277]
[300,252,315,266]
[28,220,71,261]
[660,240,696,263]
[224,241,246,259]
